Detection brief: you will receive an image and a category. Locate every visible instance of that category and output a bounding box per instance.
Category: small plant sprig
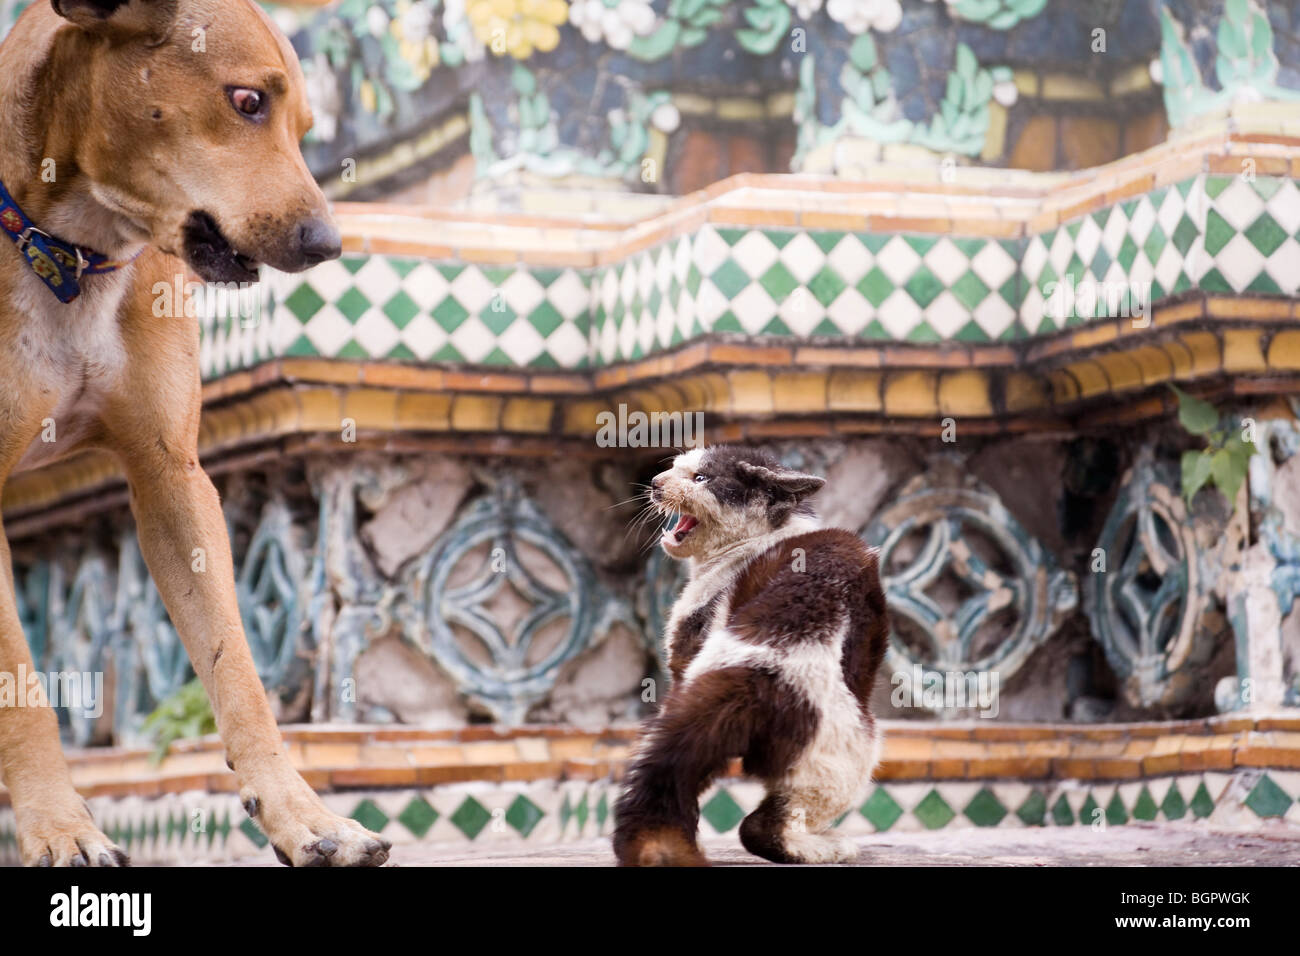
[141,678,216,766]
[1170,385,1256,507]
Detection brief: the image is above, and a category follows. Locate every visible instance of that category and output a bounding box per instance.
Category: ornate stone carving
[1085,448,1219,708]
[862,458,1077,696]
[412,479,608,723]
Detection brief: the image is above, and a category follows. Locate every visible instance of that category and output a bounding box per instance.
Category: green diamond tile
[596,792,609,829]
[860,787,904,832]
[350,798,389,834]
[1079,793,1101,827]
[808,266,847,306]
[1161,783,1187,821]
[710,259,751,298]
[904,266,943,308]
[1088,245,1112,282]
[336,287,371,323]
[1244,774,1293,818]
[1199,267,1233,293]
[1116,234,1140,271]
[716,227,747,246]
[904,235,938,256]
[480,304,517,335]
[450,796,492,839]
[906,320,941,343]
[913,789,955,830]
[341,256,366,275]
[811,231,845,253]
[1251,176,1284,199]
[761,316,793,336]
[964,788,1007,827]
[527,301,564,337]
[337,339,367,359]
[759,262,799,302]
[1141,223,1167,266]
[764,229,795,249]
[574,793,589,831]
[284,283,325,321]
[857,266,894,307]
[1244,213,1288,256]
[1017,790,1047,826]
[713,311,744,333]
[1245,271,1283,294]
[432,297,470,332]
[1171,214,1200,255]
[1105,792,1128,826]
[505,795,544,838]
[1051,794,1074,826]
[239,818,268,848]
[951,270,990,310]
[389,258,418,278]
[701,789,745,833]
[559,793,573,829]
[1203,208,1236,256]
[398,796,439,838]
[382,290,420,328]
[954,319,991,342]
[860,233,890,254]
[1132,787,1159,822]
[1189,782,1215,819]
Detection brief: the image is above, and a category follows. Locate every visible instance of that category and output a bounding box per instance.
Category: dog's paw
[780,831,859,864]
[240,770,390,867]
[18,803,129,867]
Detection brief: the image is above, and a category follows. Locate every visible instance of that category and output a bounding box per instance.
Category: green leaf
[1211,447,1247,505]
[628,21,682,61]
[849,34,877,72]
[680,25,709,46]
[1181,449,1214,503]
[955,43,977,79]
[1170,385,1218,435]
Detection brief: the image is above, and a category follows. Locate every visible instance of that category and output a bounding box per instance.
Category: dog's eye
[693,474,709,483]
[228,87,266,118]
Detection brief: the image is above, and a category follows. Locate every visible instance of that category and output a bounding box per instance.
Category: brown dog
[0,0,389,866]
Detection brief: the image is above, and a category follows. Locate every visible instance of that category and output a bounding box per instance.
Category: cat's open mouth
[663,514,699,546]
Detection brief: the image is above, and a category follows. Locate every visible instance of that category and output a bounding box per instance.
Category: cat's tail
[613,665,775,866]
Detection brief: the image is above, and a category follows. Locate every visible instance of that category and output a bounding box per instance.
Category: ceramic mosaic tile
[191,176,1300,380]
[2,769,1295,864]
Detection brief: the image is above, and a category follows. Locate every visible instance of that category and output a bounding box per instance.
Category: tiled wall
[203,173,1300,379]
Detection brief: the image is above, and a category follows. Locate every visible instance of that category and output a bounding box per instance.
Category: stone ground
[209,822,1300,866]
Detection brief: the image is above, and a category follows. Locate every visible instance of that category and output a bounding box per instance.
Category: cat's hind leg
[740,722,879,864]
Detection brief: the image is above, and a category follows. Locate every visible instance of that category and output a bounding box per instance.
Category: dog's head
[49,0,338,282]
[649,446,825,561]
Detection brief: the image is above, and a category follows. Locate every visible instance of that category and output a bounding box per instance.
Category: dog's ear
[50,0,179,39]
[736,460,825,500]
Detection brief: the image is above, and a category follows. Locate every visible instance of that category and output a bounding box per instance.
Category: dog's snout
[297,217,341,267]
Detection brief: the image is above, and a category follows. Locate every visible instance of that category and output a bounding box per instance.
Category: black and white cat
[614,446,888,866]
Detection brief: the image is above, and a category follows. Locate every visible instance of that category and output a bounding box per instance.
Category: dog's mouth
[181,210,261,283]
[661,514,700,550]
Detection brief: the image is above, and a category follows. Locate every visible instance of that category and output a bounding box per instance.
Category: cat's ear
[736,461,825,499]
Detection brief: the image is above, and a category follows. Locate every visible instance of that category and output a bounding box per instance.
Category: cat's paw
[780,831,859,864]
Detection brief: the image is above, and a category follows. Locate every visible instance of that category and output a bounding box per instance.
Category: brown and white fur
[0,0,387,866]
[613,446,888,866]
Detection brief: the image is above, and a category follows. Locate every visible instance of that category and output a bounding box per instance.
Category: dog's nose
[297,217,341,267]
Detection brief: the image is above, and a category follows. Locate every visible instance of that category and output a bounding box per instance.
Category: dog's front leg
[100,264,388,866]
[0,524,129,866]
[120,453,390,866]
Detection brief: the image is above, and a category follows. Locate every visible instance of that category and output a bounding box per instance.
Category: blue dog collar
[0,178,141,303]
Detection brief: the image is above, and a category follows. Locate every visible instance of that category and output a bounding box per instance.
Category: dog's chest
[8,272,131,469]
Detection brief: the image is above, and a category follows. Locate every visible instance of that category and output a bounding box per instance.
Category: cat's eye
[694,474,709,483]
[228,87,267,119]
